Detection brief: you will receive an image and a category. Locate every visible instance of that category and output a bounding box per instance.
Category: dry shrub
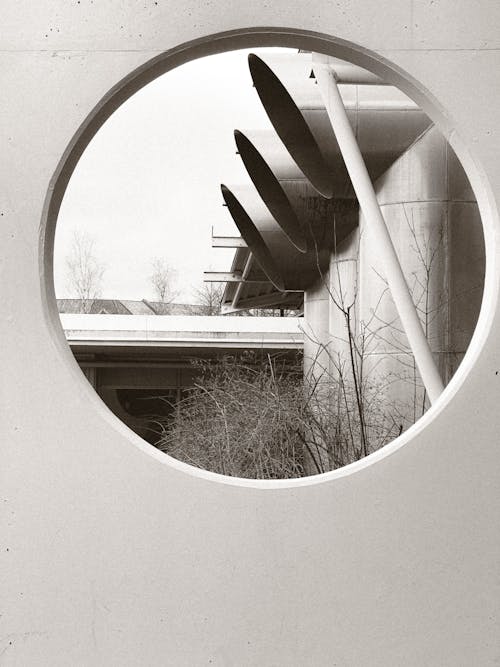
[155,349,404,479]
[157,353,307,479]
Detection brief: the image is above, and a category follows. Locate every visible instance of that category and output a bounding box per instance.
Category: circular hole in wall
[52,42,485,480]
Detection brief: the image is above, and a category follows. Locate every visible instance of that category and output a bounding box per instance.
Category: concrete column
[329,228,359,361]
[358,125,484,435]
[327,229,367,465]
[313,57,444,403]
[82,365,98,389]
[303,272,332,473]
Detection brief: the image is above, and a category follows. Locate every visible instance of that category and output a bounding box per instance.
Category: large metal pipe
[238,129,305,182]
[220,184,354,291]
[222,183,298,262]
[235,130,358,260]
[248,53,431,198]
[312,54,445,404]
[248,52,386,89]
[234,130,307,252]
[220,184,285,292]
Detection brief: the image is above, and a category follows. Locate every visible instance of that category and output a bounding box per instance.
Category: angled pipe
[313,54,444,403]
[231,252,254,309]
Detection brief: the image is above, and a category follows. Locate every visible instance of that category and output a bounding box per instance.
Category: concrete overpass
[63,314,303,442]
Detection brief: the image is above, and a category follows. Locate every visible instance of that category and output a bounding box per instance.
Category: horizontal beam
[77,361,191,369]
[211,235,248,248]
[222,289,303,313]
[203,271,270,284]
[70,338,302,350]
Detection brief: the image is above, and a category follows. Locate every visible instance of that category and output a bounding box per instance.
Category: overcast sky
[53,47,293,303]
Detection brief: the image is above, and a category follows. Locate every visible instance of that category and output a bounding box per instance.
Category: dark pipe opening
[248,53,334,199]
[234,130,307,253]
[221,185,286,292]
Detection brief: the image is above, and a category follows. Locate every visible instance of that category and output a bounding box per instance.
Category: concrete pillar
[313,57,444,403]
[303,273,331,473]
[358,125,484,435]
[329,228,359,358]
[327,228,367,465]
[82,365,98,389]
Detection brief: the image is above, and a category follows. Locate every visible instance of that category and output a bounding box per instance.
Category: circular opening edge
[39,26,499,489]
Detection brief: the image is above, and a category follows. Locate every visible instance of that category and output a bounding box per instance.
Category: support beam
[232,253,254,309]
[320,56,387,85]
[211,235,248,248]
[222,290,303,314]
[312,53,445,404]
[203,271,269,284]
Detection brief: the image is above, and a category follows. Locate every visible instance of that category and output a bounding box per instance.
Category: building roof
[143,301,201,316]
[57,299,207,316]
[120,300,157,315]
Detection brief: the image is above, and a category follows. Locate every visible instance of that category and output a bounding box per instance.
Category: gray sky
[54,47,293,303]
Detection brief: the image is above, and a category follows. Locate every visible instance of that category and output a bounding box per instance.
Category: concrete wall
[358,125,484,429]
[2,2,500,665]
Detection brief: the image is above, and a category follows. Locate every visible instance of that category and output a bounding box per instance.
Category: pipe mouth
[234,130,308,253]
[220,185,286,292]
[248,53,334,199]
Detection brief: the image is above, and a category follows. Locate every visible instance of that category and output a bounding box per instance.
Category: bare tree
[157,353,307,479]
[149,258,178,305]
[152,227,446,478]
[65,229,105,312]
[150,204,470,477]
[192,281,224,315]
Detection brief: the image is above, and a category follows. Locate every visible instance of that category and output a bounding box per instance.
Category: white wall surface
[61,314,304,334]
[2,2,500,665]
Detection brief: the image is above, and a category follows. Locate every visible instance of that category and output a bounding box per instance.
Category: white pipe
[312,53,444,404]
[253,53,386,89]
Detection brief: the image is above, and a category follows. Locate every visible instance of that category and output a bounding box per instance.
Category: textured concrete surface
[1,2,500,665]
[359,125,484,421]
